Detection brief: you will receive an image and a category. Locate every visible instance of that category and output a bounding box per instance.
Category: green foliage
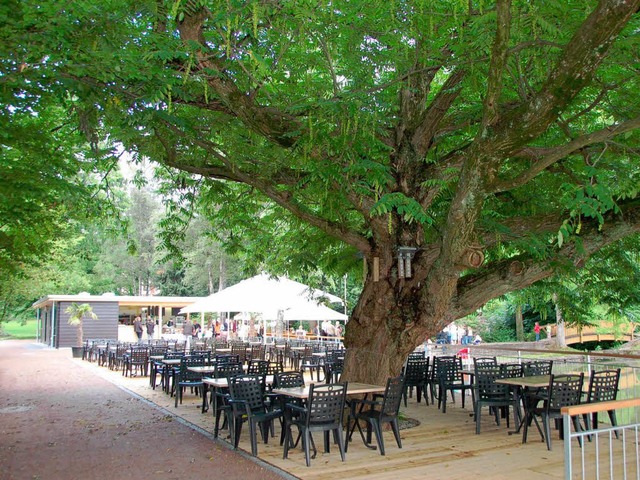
[2,0,640,365]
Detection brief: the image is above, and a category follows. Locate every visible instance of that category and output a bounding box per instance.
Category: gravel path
[0,340,290,480]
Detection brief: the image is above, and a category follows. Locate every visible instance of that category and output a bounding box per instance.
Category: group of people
[319,319,343,339]
[133,315,226,345]
[133,315,156,343]
[533,322,552,341]
[438,322,479,345]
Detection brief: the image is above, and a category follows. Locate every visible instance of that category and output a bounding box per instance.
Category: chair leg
[283,423,291,459]
[571,415,583,448]
[372,420,385,456]
[475,403,482,434]
[542,413,552,450]
[608,410,620,439]
[303,430,312,467]
[334,427,346,462]
[249,420,258,456]
[390,418,402,449]
[233,418,243,450]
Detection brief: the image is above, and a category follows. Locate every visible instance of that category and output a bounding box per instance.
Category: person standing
[193,321,201,339]
[534,322,541,341]
[133,316,143,343]
[449,322,459,344]
[145,316,155,341]
[183,318,194,348]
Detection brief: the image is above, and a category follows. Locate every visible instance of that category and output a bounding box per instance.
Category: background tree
[4,1,640,384]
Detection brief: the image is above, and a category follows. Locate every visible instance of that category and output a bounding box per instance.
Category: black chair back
[523,360,553,376]
[587,369,620,403]
[274,371,305,388]
[229,374,267,412]
[306,382,347,426]
[547,373,584,410]
[381,375,405,416]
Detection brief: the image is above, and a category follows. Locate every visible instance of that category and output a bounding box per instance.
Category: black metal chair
[108,343,128,372]
[273,370,306,443]
[227,374,283,456]
[292,345,313,371]
[323,350,345,384]
[148,345,169,388]
[473,364,519,434]
[300,353,324,382]
[522,373,584,450]
[160,351,184,394]
[212,362,243,438]
[283,382,348,467]
[347,375,405,455]
[584,368,621,437]
[247,359,270,393]
[231,343,247,365]
[435,356,474,413]
[174,355,205,408]
[402,357,430,406]
[123,346,149,377]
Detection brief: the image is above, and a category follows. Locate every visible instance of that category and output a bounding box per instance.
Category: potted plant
[65,302,98,358]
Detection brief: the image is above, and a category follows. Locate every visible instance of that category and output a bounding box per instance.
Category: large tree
[5,0,640,383]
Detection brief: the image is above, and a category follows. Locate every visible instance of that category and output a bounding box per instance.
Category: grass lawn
[1,319,37,339]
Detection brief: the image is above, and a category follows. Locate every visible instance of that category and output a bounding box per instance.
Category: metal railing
[458,345,640,405]
[562,398,640,480]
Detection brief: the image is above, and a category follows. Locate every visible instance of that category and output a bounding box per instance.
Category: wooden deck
[80,360,630,480]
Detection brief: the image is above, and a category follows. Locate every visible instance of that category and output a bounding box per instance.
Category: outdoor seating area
[72,339,640,479]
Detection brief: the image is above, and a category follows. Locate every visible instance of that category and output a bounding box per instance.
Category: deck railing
[452,345,640,405]
[562,398,640,480]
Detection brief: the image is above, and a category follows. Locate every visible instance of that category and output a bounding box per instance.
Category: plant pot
[71,346,84,358]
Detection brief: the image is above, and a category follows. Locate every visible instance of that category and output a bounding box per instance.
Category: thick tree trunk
[342,267,447,385]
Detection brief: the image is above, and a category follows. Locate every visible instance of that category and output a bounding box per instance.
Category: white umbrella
[281,303,347,321]
[180,273,343,314]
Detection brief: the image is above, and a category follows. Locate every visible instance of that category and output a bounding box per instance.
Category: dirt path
[0,340,290,480]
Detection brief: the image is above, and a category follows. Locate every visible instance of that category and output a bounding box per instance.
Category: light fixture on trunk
[397,247,418,279]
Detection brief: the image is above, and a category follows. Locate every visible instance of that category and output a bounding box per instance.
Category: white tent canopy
[180,273,346,321]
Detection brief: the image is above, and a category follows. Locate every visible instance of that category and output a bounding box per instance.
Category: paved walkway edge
[76,358,299,480]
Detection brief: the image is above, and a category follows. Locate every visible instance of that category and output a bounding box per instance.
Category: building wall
[57,301,119,347]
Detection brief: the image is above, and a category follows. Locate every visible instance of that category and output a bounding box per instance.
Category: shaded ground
[0,340,290,480]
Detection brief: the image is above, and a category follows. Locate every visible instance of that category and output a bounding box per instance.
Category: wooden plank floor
[82,361,635,480]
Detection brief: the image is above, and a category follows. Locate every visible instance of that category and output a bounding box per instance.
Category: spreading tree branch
[452,200,640,317]
[493,116,640,193]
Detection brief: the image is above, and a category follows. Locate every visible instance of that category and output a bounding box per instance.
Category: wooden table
[188,365,218,375]
[273,382,386,450]
[494,375,552,435]
[201,375,275,418]
[495,375,552,389]
[161,358,182,366]
[271,382,384,399]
